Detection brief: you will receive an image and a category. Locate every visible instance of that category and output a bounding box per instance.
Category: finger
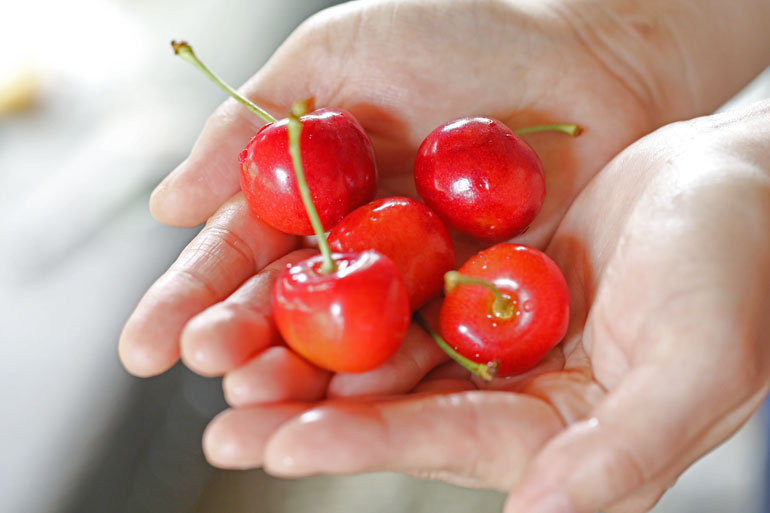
[150,95,281,227]
[180,248,316,376]
[223,346,331,406]
[262,391,564,490]
[149,18,341,227]
[412,378,477,394]
[326,321,448,398]
[203,403,310,469]
[601,383,769,513]
[150,5,422,227]
[508,134,770,513]
[502,364,768,513]
[118,194,298,377]
[324,300,448,398]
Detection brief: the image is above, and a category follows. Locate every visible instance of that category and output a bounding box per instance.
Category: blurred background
[1,1,768,512]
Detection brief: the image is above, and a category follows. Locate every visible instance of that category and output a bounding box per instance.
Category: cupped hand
[120,0,666,378]
[203,101,770,513]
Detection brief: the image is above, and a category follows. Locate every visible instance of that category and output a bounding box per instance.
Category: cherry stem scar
[444,271,515,320]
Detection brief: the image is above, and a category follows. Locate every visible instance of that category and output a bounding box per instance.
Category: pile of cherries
[174,42,577,381]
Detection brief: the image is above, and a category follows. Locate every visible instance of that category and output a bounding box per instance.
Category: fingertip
[148,177,177,225]
[149,163,214,228]
[202,409,257,469]
[150,99,265,227]
[180,304,274,377]
[203,404,308,470]
[263,405,380,477]
[223,346,331,406]
[118,318,179,378]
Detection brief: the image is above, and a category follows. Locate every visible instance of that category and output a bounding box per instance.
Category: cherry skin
[414,117,545,242]
[174,44,408,373]
[171,41,377,236]
[239,108,377,235]
[439,243,569,377]
[272,251,411,373]
[328,196,456,310]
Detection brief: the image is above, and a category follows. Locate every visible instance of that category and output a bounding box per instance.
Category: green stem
[514,123,582,137]
[413,312,497,382]
[444,271,515,320]
[171,41,276,124]
[287,100,336,274]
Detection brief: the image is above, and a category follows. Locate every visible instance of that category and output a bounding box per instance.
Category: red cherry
[175,45,411,373]
[171,41,376,236]
[272,251,410,373]
[438,243,569,377]
[239,109,377,235]
[328,196,456,310]
[414,117,545,242]
[266,101,409,373]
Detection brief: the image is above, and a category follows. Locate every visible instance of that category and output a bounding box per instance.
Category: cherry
[239,109,377,235]
[414,117,580,242]
[328,196,456,310]
[273,251,410,372]
[271,101,410,373]
[173,41,376,235]
[436,243,570,378]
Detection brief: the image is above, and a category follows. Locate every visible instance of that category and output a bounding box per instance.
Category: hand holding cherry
[169,40,578,378]
[122,0,661,382]
[203,101,770,513]
[117,2,770,512]
[169,43,770,513]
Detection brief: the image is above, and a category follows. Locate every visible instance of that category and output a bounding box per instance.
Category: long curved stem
[414,312,497,382]
[171,41,276,124]
[287,100,335,273]
[515,123,582,137]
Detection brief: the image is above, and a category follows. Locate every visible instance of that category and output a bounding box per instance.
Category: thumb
[503,363,768,513]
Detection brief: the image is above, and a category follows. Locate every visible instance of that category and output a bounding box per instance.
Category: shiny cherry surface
[240,108,377,235]
[328,196,456,310]
[414,117,545,242]
[272,250,410,373]
[439,243,569,377]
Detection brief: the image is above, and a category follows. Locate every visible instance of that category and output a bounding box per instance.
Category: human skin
[117,0,770,511]
[206,100,770,513]
[119,0,769,380]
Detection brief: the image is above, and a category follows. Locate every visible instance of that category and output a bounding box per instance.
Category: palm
[153,0,653,247]
[300,0,652,250]
[200,106,770,513]
[117,0,770,509]
[120,0,659,380]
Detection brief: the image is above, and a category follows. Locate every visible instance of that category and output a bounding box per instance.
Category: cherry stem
[171,41,276,124]
[514,123,583,137]
[287,100,336,274]
[444,271,515,320]
[414,312,497,382]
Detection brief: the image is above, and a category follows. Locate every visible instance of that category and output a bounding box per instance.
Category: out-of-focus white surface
[0,1,335,512]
